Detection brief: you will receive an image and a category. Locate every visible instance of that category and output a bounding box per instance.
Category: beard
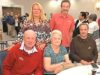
[61,9,69,14]
[63,9,68,12]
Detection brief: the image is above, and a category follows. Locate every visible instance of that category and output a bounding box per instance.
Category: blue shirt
[44,44,68,64]
[44,44,68,74]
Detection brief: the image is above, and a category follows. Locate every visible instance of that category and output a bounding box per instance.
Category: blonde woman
[18,2,51,50]
[44,30,74,75]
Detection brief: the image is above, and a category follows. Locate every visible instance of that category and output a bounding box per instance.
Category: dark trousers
[15,26,20,35]
[66,47,69,53]
[2,22,8,33]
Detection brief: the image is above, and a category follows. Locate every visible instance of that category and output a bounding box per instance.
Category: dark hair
[25,13,29,17]
[61,0,71,7]
[89,14,97,21]
[85,12,89,16]
[80,12,86,19]
[79,23,89,29]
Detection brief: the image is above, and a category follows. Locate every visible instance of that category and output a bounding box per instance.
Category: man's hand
[89,61,94,64]
[80,60,90,65]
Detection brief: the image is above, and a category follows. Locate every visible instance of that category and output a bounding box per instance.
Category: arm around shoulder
[3,49,16,75]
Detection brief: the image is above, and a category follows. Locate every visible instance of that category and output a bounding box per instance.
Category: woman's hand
[54,63,64,74]
[63,62,75,69]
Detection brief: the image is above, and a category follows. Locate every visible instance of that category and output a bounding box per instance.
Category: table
[57,65,100,75]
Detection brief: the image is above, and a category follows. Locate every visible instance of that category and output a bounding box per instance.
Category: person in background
[3,29,43,75]
[88,13,99,51]
[20,13,29,24]
[98,18,100,30]
[85,11,89,23]
[14,14,21,35]
[88,13,99,35]
[50,0,74,51]
[44,30,74,75]
[1,15,8,33]
[97,18,100,51]
[48,13,53,23]
[73,11,88,37]
[69,23,98,65]
[6,12,15,37]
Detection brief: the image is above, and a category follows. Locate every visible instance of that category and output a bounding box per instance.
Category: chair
[0,41,8,50]
[0,50,8,75]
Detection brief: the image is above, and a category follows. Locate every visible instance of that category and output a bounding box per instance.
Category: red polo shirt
[50,13,75,47]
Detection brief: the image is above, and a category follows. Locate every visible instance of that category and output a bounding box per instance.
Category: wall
[0,0,100,20]
[69,0,100,19]
[40,0,100,19]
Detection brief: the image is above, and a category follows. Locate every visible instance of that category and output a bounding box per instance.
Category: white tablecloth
[57,65,100,75]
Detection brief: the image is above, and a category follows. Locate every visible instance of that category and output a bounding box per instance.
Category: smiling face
[23,30,36,50]
[29,2,46,21]
[51,34,62,46]
[79,24,89,38]
[32,4,41,18]
[51,30,62,47]
[61,2,70,15]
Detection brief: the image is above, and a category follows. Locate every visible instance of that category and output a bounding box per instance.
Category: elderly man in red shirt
[3,29,43,75]
[50,0,75,51]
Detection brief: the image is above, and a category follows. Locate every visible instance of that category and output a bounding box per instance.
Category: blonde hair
[28,2,46,21]
[51,30,62,39]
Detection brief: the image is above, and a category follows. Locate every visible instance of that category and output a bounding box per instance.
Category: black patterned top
[18,20,51,44]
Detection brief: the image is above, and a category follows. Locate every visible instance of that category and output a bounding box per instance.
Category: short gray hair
[79,23,89,30]
[23,29,37,38]
[89,14,97,21]
[51,30,62,39]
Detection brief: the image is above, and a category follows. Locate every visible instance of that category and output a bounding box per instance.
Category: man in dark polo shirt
[69,23,98,65]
